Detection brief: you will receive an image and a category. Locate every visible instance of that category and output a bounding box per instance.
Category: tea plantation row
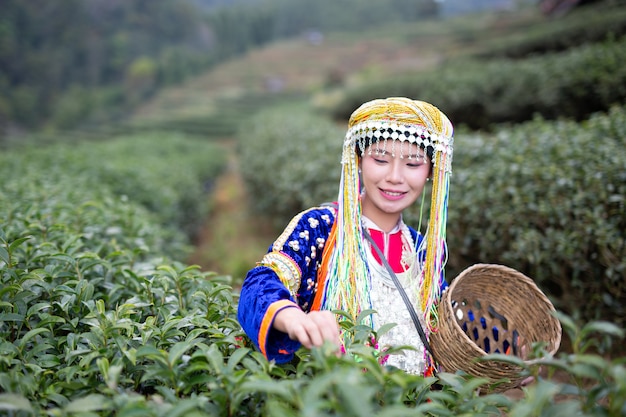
[472,2,626,59]
[329,35,626,130]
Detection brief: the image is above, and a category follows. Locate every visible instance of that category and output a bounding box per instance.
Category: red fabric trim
[367,228,406,273]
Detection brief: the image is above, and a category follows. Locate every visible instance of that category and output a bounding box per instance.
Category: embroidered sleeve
[261,207,334,306]
[237,206,336,363]
[258,252,301,298]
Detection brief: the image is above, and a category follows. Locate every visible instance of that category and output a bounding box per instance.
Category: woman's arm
[237,206,336,362]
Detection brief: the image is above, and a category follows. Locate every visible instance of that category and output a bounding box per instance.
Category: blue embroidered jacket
[237,205,446,363]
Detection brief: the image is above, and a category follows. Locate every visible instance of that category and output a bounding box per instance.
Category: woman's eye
[407,162,422,168]
[373,158,387,164]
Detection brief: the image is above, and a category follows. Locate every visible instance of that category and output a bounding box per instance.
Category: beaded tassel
[321,140,373,342]
[420,150,450,331]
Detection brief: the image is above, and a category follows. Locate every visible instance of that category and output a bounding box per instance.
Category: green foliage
[209,0,439,54]
[0,0,213,132]
[237,103,344,228]
[0,0,442,134]
[124,56,158,105]
[1,132,226,249]
[473,3,626,59]
[132,91,300,139]
[504,313,626,417]
[79,134,226,241]
[1,221,625,417]
[49,85,97,130]
[0,229,247,415]
[331,36,626,130]
[243,316,625,416]
[443,106,626,327]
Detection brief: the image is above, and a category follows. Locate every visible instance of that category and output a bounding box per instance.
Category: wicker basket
[430,264,561,392]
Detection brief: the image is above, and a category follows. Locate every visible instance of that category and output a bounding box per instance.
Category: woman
[237,97,453,376]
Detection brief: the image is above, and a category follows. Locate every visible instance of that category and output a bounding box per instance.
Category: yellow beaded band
[258,252,302,299]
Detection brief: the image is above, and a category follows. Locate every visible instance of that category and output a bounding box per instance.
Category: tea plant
[237,103,344,228]
[331,36,626,130]
[2,132,226,244]
[0,223,253,415]
[503,313,625,417]
[473,3,626,59]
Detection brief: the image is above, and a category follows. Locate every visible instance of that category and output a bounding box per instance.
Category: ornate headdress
[318,97,454,335]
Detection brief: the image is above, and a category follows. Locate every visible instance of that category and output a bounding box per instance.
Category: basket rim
[439,263,562,357]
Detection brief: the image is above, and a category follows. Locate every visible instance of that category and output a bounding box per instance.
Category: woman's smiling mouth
[380,189,406,199]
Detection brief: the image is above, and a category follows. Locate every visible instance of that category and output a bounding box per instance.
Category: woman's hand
[273,307,341,350]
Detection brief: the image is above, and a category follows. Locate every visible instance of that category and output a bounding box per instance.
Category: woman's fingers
[308,310,341,347]
[288,315,321,348]
[273,307,340,349]
[290,311,340,349]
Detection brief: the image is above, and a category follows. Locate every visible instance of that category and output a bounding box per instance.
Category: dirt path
[187,139,276,286]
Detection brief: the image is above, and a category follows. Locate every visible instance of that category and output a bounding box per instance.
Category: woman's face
[360,141,431,231]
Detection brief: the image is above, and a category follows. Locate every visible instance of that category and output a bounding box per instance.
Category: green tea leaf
[9,236,32,252]
[0,246,10,265]
[226,347,250,371]
[0,393,33,412]
[168,341,193,366]
[0,313,24,322]
[18,328,51,350]
[580,321,625,339]
[64,394,112,412]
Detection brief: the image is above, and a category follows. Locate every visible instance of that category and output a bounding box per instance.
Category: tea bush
[330,36,626,130]
[1,242,624,417]
[0,132,251,415]
[1,133,226,243]
[1,124,624,417]
[0,218,251,414]
[472,3,626,59]
[237,103,344,228]
[442,106,626,328]
[128,91,302,139]
[81,134,226,240]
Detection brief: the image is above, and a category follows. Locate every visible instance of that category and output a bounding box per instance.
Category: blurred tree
[125,56,157,104]
[0,0,210,133]
[538,0,608,17]
[1,0,504,136]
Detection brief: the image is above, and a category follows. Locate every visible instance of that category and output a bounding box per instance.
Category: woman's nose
[386,160,404,183]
